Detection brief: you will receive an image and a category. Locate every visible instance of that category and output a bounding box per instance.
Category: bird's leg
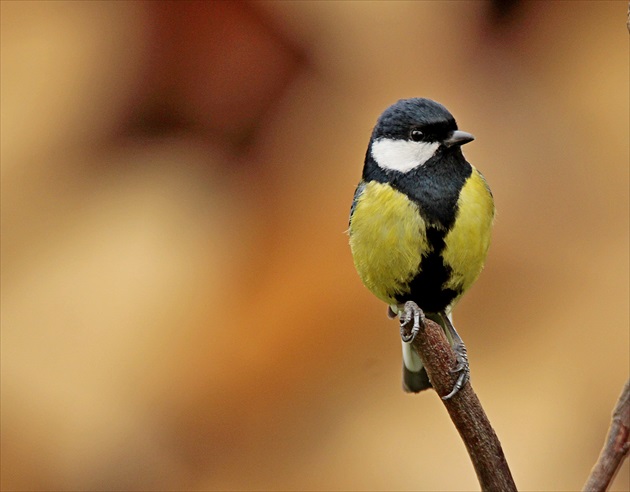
[399,301,425,343]
[440,311,469,400]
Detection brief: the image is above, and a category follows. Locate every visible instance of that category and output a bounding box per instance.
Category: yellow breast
[442,168,495,297]
[349,169,494,310]
[349,181,428,305]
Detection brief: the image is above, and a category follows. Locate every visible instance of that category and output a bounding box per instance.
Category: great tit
[348,98,494,398]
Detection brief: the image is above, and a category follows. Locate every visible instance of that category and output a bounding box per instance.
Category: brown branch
[583,379,630,492]
[410,315,517,492]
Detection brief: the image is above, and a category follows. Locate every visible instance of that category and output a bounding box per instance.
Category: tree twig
[583,379,630,492]
[409,313,517,492]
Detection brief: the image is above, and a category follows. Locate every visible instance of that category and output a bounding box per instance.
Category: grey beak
[443,130,475,148]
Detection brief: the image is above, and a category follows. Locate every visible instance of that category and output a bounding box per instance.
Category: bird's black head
[365,98,474,175]
[371,98,458,143]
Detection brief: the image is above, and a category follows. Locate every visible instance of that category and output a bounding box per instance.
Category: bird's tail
[402,363,432,393]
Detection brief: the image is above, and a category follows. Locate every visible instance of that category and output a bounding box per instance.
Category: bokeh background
[2,1,628,490]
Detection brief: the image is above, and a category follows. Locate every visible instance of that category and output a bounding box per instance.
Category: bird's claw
[442,341,469,400]
[399,301,425,343]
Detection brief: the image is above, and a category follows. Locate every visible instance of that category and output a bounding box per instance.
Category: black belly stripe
[394,227,460,313]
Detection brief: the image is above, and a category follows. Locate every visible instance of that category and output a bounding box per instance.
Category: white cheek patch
[371,138,440,173]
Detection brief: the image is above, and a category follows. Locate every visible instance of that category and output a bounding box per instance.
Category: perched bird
[348,98,494,398]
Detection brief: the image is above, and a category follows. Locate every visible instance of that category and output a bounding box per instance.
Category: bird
[348,98,494,399]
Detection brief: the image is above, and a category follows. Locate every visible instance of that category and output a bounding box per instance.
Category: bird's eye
[410,130,424,142]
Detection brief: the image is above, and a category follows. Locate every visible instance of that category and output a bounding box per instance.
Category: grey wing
[348,181,366,227]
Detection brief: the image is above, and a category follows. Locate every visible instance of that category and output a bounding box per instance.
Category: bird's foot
[399,301,425,343]
[442,340,469,400]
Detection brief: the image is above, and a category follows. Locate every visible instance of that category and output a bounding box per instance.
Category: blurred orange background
[1,1,628,490]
